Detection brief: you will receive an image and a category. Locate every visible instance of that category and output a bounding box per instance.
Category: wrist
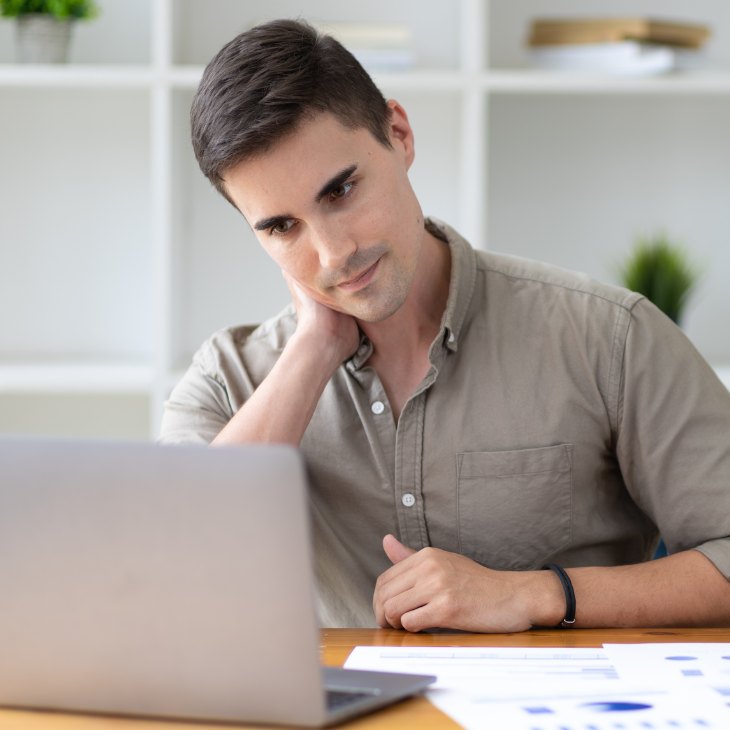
[523,568,569,628]
[291,324,355,372]
[288,329,347,379]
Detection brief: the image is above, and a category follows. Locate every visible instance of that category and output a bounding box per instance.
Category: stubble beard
[335,250,417,323]
[316,223,423,322]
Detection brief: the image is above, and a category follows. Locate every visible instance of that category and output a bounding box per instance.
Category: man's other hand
[283,271,359,367]
[373,534,564,633]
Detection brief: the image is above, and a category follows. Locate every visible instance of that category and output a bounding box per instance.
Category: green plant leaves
[616,233,702,325]
[0,0,100,20]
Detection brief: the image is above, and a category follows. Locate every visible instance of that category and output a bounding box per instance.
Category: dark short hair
[190,19,393,207]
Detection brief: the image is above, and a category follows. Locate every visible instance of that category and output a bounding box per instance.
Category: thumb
[383,534,416,565]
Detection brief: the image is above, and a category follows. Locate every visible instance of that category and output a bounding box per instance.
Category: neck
[357,230,451,359]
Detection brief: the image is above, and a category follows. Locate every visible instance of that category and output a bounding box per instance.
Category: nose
[311,224,357,271]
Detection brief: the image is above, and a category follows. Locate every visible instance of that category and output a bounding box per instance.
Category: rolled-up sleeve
[616,297,730,577]
[157,311,296,446]
[158,343,237,446]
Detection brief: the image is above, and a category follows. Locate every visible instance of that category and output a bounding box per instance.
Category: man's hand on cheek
[373,534,554,634]
[282,270,360,365]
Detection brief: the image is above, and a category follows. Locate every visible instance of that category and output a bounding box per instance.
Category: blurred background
[0,0,728,442]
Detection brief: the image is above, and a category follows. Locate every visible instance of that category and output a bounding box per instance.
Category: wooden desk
[2,628,729,730]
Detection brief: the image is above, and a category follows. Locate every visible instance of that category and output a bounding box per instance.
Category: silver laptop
[0,438,434,726]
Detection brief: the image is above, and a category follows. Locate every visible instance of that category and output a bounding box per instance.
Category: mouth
[337,257,381,293]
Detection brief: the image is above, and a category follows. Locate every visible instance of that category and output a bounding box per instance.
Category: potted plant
[616,232,702,326]
[1,0,100,64]
[616,232,702,559]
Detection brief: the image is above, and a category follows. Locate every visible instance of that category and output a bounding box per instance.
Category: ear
[386,99,415,171]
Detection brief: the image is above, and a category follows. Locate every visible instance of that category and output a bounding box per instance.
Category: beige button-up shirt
[160,219,730,628]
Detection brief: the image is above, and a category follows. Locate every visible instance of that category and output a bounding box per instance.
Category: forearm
[531,550,730,629]
[211,332,341,447]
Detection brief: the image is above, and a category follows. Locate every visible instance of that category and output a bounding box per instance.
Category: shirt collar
[348,330,373,371]
[347,217,477,371]
[426,217,477,354]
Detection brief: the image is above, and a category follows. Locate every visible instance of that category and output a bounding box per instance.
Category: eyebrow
[253,213,295,232]
[252,164,358,232]
[315,164,358,203]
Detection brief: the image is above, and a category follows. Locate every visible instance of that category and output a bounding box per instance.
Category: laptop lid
[0,439,327,726]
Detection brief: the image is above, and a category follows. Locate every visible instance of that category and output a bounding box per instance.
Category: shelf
[167,65,203,88]
[168,66,466,91]
[0,362,153,394]
[485,70,730,94]
[0,64,157,88]
[370,70,465,91]
[0,65,466,92]
[3,64,730,95]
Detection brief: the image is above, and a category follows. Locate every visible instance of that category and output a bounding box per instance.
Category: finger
[281,270,309,298]
[282,270,302,303]
[374,550,418,597]
[375,538,425,594]
[400,601,444,633]
[375,565,418,607]
[383,534,416,565]
[375,542,435,599]
[381,586,431,630]
[282,270,319,301]
[374,570,418,627]
[374,579,398,628]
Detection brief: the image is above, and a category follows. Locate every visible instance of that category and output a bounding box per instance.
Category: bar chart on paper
[604,643,730,695]
[344,646,730,730]
[440,688,730,730]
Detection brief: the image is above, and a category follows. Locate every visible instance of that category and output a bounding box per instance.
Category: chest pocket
[457,444,573,571]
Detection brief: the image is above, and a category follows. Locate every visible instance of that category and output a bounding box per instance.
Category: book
[528,41,678,76]
[314,23,415,71]
[251,21,416,71]
[528,18,710,50]
[314,23,412,50]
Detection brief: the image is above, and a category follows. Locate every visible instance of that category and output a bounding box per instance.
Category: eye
[270,220,296,236]
[329,181,355,201]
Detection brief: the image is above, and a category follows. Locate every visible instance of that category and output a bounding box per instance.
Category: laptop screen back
[0,440,325,725]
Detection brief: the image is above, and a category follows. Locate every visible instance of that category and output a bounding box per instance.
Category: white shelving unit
[1,0,729,441]
[7,65,730,93]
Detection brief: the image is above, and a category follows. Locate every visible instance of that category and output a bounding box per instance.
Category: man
[160,20,730,632]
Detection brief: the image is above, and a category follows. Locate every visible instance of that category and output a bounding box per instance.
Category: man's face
[223,106,424,322]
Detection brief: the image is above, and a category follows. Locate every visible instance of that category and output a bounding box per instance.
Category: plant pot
[16,14,72,64]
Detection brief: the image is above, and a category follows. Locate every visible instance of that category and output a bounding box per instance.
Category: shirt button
[371,401,385,415]
[448,332,455,343]
[357,344,368,357]
[402,493,416,507]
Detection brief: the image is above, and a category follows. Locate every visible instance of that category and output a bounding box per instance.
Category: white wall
[0,89,151,362]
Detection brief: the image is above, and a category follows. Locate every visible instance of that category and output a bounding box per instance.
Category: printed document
[344,645,730,730]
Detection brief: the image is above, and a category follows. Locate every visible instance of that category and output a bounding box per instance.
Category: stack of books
[315,23,414,72]
[527,18,711,75]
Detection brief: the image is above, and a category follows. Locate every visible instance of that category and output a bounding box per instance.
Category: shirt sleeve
[616,297,730,578]
[158,342,238,446]
[157,316,294,446]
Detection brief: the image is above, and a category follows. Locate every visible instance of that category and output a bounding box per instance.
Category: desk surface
[3,628,730,730]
